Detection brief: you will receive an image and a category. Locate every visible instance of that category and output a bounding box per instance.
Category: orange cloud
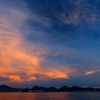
[85,70,100,75]
[8,76,22,82]
[85,71,95,75]
[0,8,76,84]
[42,66,76,79]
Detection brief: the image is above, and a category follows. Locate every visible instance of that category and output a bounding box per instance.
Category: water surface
[0,92,100,100]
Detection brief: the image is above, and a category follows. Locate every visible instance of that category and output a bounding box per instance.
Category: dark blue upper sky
[0,0,100,88]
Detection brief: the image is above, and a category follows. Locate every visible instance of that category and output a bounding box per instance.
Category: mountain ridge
[0,85,100,92]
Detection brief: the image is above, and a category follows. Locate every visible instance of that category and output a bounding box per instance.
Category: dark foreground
[0,92,100,100]
[0,85,100,92]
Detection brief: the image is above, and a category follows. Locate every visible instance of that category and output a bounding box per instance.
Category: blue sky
[0,0,100,88]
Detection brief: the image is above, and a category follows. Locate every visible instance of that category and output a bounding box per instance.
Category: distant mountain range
[0,85,100,92]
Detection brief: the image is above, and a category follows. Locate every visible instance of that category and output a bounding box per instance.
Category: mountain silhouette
[0,85,100,92]
[0,85,17,92]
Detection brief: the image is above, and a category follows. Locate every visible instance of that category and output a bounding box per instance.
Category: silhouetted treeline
[0,85,100,92]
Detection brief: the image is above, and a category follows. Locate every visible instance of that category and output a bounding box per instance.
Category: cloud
[56,0,100,25]
[85,70,100,75]
[1,0,100,87]
[0,77,11,81]
[86,71,95,75]
[0,1,76,84]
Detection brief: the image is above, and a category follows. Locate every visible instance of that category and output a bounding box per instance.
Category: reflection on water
[0,92,100,100]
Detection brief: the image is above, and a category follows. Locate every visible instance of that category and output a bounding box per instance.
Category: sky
[0,0,100,88]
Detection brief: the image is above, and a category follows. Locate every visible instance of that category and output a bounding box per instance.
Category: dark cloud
[0,77,11,81]
[23,0,100,47]
[25,0,100,24]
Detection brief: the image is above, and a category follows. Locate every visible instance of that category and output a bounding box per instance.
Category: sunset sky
[0,0,100,88]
